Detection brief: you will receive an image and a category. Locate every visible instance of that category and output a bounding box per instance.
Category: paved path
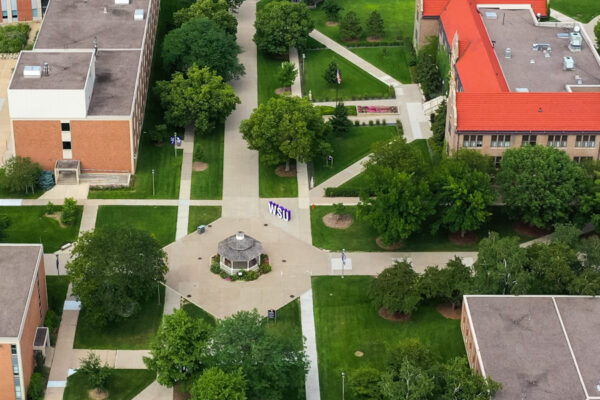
[175,126,195,240]
[300,290,320,400]
[79,204,98,233]
[310,154,371,197]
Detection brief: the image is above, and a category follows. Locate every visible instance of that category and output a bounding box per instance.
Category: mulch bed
[173,384,191,400]
[376,237,404,250]
[448,231,479,246]
[325,21,339,26]
[436,303,462,320]
[378,307,410,322]
[274,87,291,95]
[192,161,208,172]
[366,36,382,42]
[88,389,108,400]
[514,221,551,237]
[322,212,354,229]
[275,164,297,177]
[46,212,66,228]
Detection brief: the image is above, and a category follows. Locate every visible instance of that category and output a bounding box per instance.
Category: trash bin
[197,225,206,234]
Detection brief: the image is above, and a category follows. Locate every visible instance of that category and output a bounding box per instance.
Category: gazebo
[217,231,262,275]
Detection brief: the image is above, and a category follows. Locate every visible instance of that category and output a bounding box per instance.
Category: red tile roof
[423,0,450,16]
[423,0,547,17]
[457,93,600,132]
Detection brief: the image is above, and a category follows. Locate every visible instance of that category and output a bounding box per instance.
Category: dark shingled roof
[218,232,262,262]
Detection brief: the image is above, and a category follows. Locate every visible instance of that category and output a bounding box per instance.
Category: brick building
[0,244,48,400]
[0,0,43,23]
[7,0,159,179]
[415,0,600,163]
[461,295,600,400]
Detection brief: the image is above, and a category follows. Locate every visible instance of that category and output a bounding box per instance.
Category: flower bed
[210,254,272,282]
[357,105,398,114]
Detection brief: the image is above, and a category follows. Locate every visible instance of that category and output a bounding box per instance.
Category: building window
[62,141,71,150]
[463,135,483,148]
[11,10,17,19]
[491,135,511,147]
[2,11,7,18]
[61,122,70,131]
[494,156,502,168]
[574,156,593,163]
[32,8,38,17]
[547,135,567,148]
[522,135,536,146]
[576,135,596,148]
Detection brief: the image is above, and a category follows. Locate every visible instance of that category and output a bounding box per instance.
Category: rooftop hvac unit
[569,26,583,51]
[23,65,42,78]
[114,0,129,4]
[134,9,144,20]
[563,56,575,70]
[504,48,512,58]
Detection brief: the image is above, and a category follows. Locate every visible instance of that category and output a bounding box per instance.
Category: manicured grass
[310,0,415,44]
[302,49,392,101]
[259,159,298,198]
[311,205,545,252]
[0,187,44,199]
[183,301,217,326]
[187,206,222,234]
[191,125,224,199]
[551,0,600,22]
[313,276,464,400]
[350,46,412,83]
[74,286,165,350]
[46,276,70,317]
[0,206,82,252]
[95,206,177,248]
[312,126,397,186]
[257,51,288,105]
[63,369,156,400]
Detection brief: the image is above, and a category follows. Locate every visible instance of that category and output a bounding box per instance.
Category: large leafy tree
[323,60,339,85]
[174,0,238,36]
[240,96,331,170]
[497,145,590,229]
[0,156,42,194]
[157,65,240,134]
[162,17,244,80]
[190,367,247,400]
[322,0,342,22]
[254,1,314,55]
[437,358,501,400]
[525,241,577,294]
[416,37,442,99]
[144,309,213,387]
[419,257,472,309]
[205,310,308,400]
[66,227,168,327]
[369,261,421,315]
[340,11,362,41]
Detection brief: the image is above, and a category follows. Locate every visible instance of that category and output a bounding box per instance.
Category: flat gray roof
[34,0,150,50]
[10,51,92,90]
[88,50,140,116]
[465,295,600,400]
[0,245,42,338]
[481,9,600,92]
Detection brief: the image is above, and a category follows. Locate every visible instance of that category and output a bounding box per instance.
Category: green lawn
[312,126,397,186]
[259,159,298,198]
[311,205,545,252]
[551,0,600,22]
[95,206,177,248]
[46,276,69,316]
[191,125,224,199]
[312,276,464,400]
[258,50,288,105]
[350,47,412,83]
[0,187,44,199]
[310,0,415,44]
[74,286,165,350]
[0,206,82,252]
[63,369,156,400]
[187,206,222,234]
[302,50,392,101]
[182,301,217,326]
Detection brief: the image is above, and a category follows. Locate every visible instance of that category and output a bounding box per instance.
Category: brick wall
[461,301,483,375]
[71,120,132,173]
[0,344,16,400]
[13,120,63,170]
[16,0,32,20]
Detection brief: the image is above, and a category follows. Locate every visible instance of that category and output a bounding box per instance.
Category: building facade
[0,244,48,400]
[0,0,43,23]
[7,0,159,176]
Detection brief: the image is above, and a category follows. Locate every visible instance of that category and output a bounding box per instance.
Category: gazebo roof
[218,232,262,262]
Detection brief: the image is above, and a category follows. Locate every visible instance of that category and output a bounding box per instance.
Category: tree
[27,372,44,400]
[277,61,297,88]
[329,102,352,135]
[190,368,247,400]
[205,310,308,400]
[595,20,600,50]
[240,96,332,170]
[149,123,169,144]
[144,309,212,387]
[322,0,343,22]
[438,358,501,400]
[359,171,435,244]
[254,1,314,55]
[369,261,421,315]
[379,360,434,400]
[497,145,590,229]
[79,352,112,392]
[323,60,338,85]
[388,339,436,372]
[157,65,240,134]
[225,0,244,12]
[339,11,362,41]
[419,257,472,309]
[349,368,381,399]
[416,37,441,99]
[471,232,530,295]
[66,227,168,327]
[60,197,78,226]
[430,100,446,150]
[364,137,428,180]
[174,0,238,36]
[365,11,384,38]
[526,241,577,294]
[0,156,41,194]
[162,17,244,80]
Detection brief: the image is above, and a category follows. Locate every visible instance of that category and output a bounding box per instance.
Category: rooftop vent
[575,75,583,84]
[114,0,129,4]
[563,56,575,70]
[134,9,144,21]
[504,48,512,59]
[23,65,42,78]
[569,27,582,51]
[515,88,529,92]
[236,231,245,240]
[485,11,497,19]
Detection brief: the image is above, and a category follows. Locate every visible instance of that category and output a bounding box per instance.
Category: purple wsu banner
[268,201,291,222]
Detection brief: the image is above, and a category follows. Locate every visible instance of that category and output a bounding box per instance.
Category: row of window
[483,155,591,168]
[463,135,596,148]
[11,345,22,399]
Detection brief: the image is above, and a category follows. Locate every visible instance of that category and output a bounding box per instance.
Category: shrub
[260,253,269,263]
[27,372,44,400]
[210,262,221,274]
[259,263,272,274]
[375,119,380,125]
[325,187,360,197]
[38,170,55,190]
[194,146,204,162]
[243,270,259,281]
[60,197,78,226]
[219,270,229,280]
[354,120,360,126]
[368,120,374,126]
[0,156,42,194]
[149,124,169,143]
[595,20,600,51]
[45,201,57,215]
[79,352,112,391]
[0,23,30,53]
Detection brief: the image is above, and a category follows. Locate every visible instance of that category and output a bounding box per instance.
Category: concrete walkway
[79,204,98,233]
[310,154,371,197]
[300,290,320,400]
[175,126,195,240]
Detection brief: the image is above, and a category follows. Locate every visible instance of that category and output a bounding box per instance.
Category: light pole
[55,254,60,275]
[341,248,346,279]
[151,169,155,196]
[341,371,346,400]
[173,132,177,157]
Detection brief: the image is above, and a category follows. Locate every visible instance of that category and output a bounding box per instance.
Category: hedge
[0,24,30,53]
